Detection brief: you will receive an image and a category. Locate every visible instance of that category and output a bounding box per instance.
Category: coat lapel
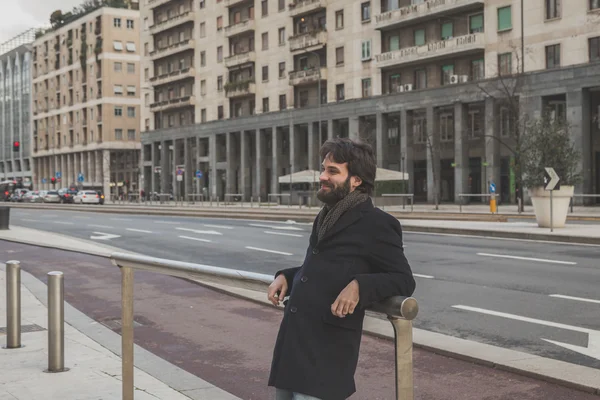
[319,200,372,243]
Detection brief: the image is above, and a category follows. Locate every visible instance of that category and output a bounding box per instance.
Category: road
[9,208,600,371]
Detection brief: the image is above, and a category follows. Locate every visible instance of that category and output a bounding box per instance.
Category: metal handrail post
[5,261,21,349]
[389,317,414,400]
[411,195,414,212]
[459,195,463,213]
[121,266,134,400]
[47,271,67,372]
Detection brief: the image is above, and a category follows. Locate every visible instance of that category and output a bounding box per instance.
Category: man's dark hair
[319,137,376,196]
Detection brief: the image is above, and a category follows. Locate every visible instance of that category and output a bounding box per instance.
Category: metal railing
[381,194,414,212]
[267,193,292,207]
[458,193,498,213]
[224,193,243,205]
[110,252,418,400]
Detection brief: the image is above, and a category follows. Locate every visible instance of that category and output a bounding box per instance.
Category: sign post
[489,182,497,214]
[544,167,560,233]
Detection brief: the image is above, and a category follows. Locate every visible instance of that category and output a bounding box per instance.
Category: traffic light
[51,177,56,186]
[12,141,20,153]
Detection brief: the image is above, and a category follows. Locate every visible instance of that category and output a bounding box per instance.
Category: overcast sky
[0,0,81,44]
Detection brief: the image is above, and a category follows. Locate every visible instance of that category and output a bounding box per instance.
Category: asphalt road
[9,208,600,371]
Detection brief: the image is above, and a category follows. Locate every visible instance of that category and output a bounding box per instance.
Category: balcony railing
[150,39,195,60]
[289,29,327,52]
[289,0,326,17]
[224,51,256,68]
[150,11,194,34]
[224,0,250,6]
[375,0,484,30]
[289,67,327,86]
[224,80,256,98]
[148,0,174,9]
[224,19,255,38]
[150,95,196,111]
[375,32,485,68]
[149,67,195,86]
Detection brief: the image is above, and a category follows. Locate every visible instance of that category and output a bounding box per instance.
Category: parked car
[74,190,100,204]
[44,191,61,203]
[27,191,44,203]
[97,191,105,205]
[58,188,77,203]
[11,189,29,202]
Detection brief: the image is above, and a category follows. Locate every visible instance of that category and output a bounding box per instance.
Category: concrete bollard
[46,271,68,373]
[4,261,22,349]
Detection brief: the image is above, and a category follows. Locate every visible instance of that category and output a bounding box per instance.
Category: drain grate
[99,318,144,330]
[0,324,46,334]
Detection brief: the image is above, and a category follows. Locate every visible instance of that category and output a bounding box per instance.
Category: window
[468,109,482,139]
[217,16,223,30]
[114,85,123,95]
[279,62,286,78]
[218,105,224,119]
[217,46,223,62]
[362,78,372,98]
[279,28,286,45]
[126,19,134,29]
[592,0,600,10]
[545,0,561,19]
[498,53,512,75]
[262,65,269,81]
[113,41,123,51]
[262,32,269,50]
[217,76,223,91]
[361,40,372,60]
[127,107,135,117]
[471,59,484,80]
[200,22,206,37]
[413,116,427,144]
[115,129,123,140]
[279,94,287,110]
[361,2,371,21]
[127,86,136,96]
[114,62,122,72]
[500,108,511,138]
[389,35,400,51]
[389,74,401,93]
[440,113,454,142]
[114,18,121,28]
[263,97,269,112]
[414,29,425,46]
[127,63,135,74]
[441,64,454,85]
[336,10,344,29]
[546,44,560,69]
[441,22,453,40]
[199,80,206,96]
[201,51,206,67]
[497,6,512,31]
[127,129,135,140]
[126,42,136,52]
[144,17,148,30]
[201,109,207,123]
[590,37,600,62]
[469,14,484,33]
[336,84,345,101]
[262,0,268,16]
[299,90,309,107]
[279,0,285,11]
[145,93,150,106]
[334,47,345,65]
[199,0,205,8]
[388,125,399,145]
[415,69,427,89]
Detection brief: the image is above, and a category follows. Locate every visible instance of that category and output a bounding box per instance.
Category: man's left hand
[331,280,360,318]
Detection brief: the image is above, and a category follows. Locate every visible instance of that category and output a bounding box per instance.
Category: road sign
[77,173,84,183]
[154,167,161,174]
[42,178,47,184]
[177,175,183,182]
[196,170,203,179]
[176,168,184,176]
[544,167,560,191]
[489,182,496,194]
[55,172,62,179]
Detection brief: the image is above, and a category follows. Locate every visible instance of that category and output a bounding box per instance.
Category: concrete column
[349,116,359,140]
[568,89,592,204]
[254,129,262,198]
[400,110,414,194]
[151,142,157,193]
[454,102,468,203]
[160,140,169,195]
[95,151,102,186]
[375,112,385,168]
[485,97,501,200]
[86,152,92,186]
[289,123,296,174]
[327,119,333,140]
[184,138,192,198]
[209,134,217,197]
[271,126,279,194]
[307,122,320,171]
[226,132,235,194]
[79,152,85,185]
[241,131,251,201]
[172,140,179,198]
[61,155,66,186]
[426,106,440,203]
[102,149,110,199]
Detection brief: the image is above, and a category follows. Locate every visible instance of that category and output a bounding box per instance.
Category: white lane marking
[88,224,114,229]
[154,221,181,225]
[203,224,233,230]
[53,221,74,225]
[245,246,293,256]
[73,216,91,219]
[453,304,600,361]
[21,218,40,222]
[405,231,600,248]
[264,231,304,238]
[413,274,435,279]
[476,252,576,265]
[178,235,212,243]
[176,227,222,235]
[126,228,153,234]
[249,223,303,231]
[549,294,600,304]
[111,218,132,221]
[90,232,121,240]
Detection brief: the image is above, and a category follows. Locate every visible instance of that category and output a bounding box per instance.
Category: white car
[74,191,101,204]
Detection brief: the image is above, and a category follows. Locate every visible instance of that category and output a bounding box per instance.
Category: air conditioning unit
[403,84,413,92]
[459,75,469,83]
[449,75,459,84]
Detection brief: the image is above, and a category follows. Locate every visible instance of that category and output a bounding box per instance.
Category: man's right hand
[267,274,288,306]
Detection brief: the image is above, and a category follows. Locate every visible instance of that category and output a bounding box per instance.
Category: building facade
[32,6,141,198]
[140,0,600,204]
[0,29,36,188]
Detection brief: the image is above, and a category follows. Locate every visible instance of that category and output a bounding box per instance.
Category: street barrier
[47,271,67,373]
[110,252,419,400]
[381,194,414,212]
[267,193,291,208]
[4,260,21,349]
[224,193,243,206]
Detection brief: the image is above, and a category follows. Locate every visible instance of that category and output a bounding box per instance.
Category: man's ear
[351,176,362,190]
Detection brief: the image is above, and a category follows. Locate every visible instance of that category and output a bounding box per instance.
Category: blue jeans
[275,388,323,400]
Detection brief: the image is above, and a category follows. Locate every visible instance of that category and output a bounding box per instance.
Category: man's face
[317,155,361,205]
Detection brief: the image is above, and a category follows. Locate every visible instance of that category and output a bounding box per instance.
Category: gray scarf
[316,190,370,243]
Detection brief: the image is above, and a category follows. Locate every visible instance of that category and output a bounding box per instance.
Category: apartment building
[32,5,141,198]
[140,0,600,204]
[0,29,36,188]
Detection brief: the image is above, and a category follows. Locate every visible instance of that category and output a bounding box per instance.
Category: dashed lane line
[245,246,293,256]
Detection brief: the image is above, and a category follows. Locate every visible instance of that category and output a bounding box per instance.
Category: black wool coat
[268,200,416,400]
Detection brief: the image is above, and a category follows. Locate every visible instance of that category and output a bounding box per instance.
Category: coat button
[290,306,297,313]
[312,248,319,255]
[300,276,308,283]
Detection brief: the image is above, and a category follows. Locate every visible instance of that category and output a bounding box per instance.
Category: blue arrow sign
[42,178,47,184]
[77,173,84,183]
[489,182,496,194]
[55,172,62,179]
[196,170,203,179]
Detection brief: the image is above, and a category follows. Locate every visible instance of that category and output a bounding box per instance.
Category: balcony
[149,67,196,86]
[225,80,256,98]
[150,39,195,60]
[375,0,484,30]
[149,11,194,35]
[225,0,252,6]
[224,51,255,68]
[148,0,174,9]
[375,32,485,69]
[289,0,326,18]
[150,95,196,112]
[289,30,327,52]
[224,19,255,38]
[289,67,327,86]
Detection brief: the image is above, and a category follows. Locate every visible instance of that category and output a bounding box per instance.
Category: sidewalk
[0,263,240,400]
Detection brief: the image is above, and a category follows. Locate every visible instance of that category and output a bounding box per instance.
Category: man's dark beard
[317,176,351,206]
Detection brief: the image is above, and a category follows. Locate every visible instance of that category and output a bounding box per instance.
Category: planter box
[528,185,574,228]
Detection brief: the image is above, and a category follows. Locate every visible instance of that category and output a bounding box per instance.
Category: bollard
[0,206,10,230]
[47,271,67,372]
[389,317,414,400]
[4,261,22,349]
